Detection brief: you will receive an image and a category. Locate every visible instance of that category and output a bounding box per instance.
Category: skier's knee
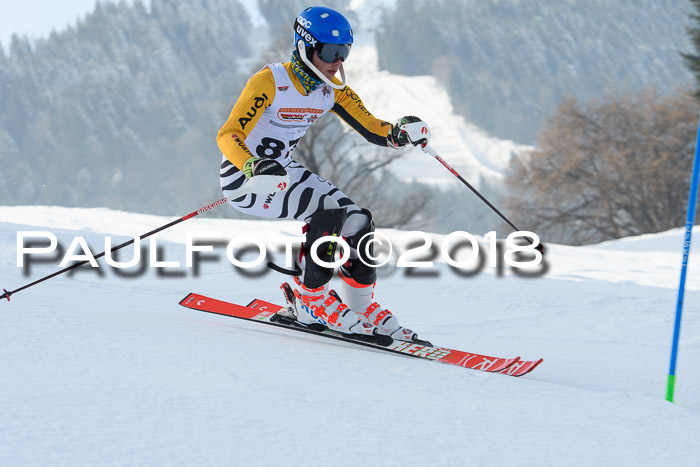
[321,196,340,211]
[302,207,348,289]
[341,209,371,238]
[340,209,377,286]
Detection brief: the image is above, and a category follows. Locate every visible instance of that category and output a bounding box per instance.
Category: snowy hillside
[346,0,524,187]
[1,205,699,466]
[347,46,531,188]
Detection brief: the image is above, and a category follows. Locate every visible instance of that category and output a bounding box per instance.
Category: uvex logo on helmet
[295,23,318,47]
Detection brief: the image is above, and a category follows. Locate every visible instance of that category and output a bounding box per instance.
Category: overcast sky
[0,0,119,50]
[0,0,264,52]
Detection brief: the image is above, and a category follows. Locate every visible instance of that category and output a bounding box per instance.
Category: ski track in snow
[1,207,699,466]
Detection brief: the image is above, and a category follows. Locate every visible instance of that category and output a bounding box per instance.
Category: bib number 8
[255,137,285,159]
[255,137,301,160]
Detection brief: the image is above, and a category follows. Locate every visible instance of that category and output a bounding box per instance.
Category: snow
[345,46,533,188]
[1,205,700,466]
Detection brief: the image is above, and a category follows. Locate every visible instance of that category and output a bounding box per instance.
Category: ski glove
[242,156,287,179]
[387,116,431,149]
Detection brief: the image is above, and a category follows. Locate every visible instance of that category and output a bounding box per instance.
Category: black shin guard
[302,208,348,289]
[340,209,377,286]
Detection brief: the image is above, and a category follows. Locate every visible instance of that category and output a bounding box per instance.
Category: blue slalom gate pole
[666,112,700,402]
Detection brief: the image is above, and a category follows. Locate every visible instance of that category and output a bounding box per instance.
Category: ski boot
[339,272,432,346]
[272,207,391,345]
[278,277,377,338]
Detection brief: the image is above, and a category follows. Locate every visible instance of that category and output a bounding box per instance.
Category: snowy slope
[1,206,699,466]
[345,46,532,188]
[345,0,533,188]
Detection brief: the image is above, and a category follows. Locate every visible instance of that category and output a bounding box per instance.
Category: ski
[179,293,543,376]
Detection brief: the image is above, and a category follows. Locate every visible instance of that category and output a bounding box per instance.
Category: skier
[216,6,431,343]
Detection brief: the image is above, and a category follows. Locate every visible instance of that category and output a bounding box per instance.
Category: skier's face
[311,51,342,80]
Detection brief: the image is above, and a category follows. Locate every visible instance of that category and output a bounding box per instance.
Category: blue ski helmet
[294,6,353,63]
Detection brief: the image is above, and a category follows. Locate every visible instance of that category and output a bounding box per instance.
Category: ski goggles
[316,42,352,63]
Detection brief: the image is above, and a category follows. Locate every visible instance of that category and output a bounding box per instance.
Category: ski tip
[527,358,544,373]
[512,358,544,377]
[493,356,521,373]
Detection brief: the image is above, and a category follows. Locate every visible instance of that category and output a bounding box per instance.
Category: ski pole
[420,144,544,253]
[1,197,228,302]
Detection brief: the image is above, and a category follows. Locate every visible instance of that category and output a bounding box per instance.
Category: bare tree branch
[505,88,698,245]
